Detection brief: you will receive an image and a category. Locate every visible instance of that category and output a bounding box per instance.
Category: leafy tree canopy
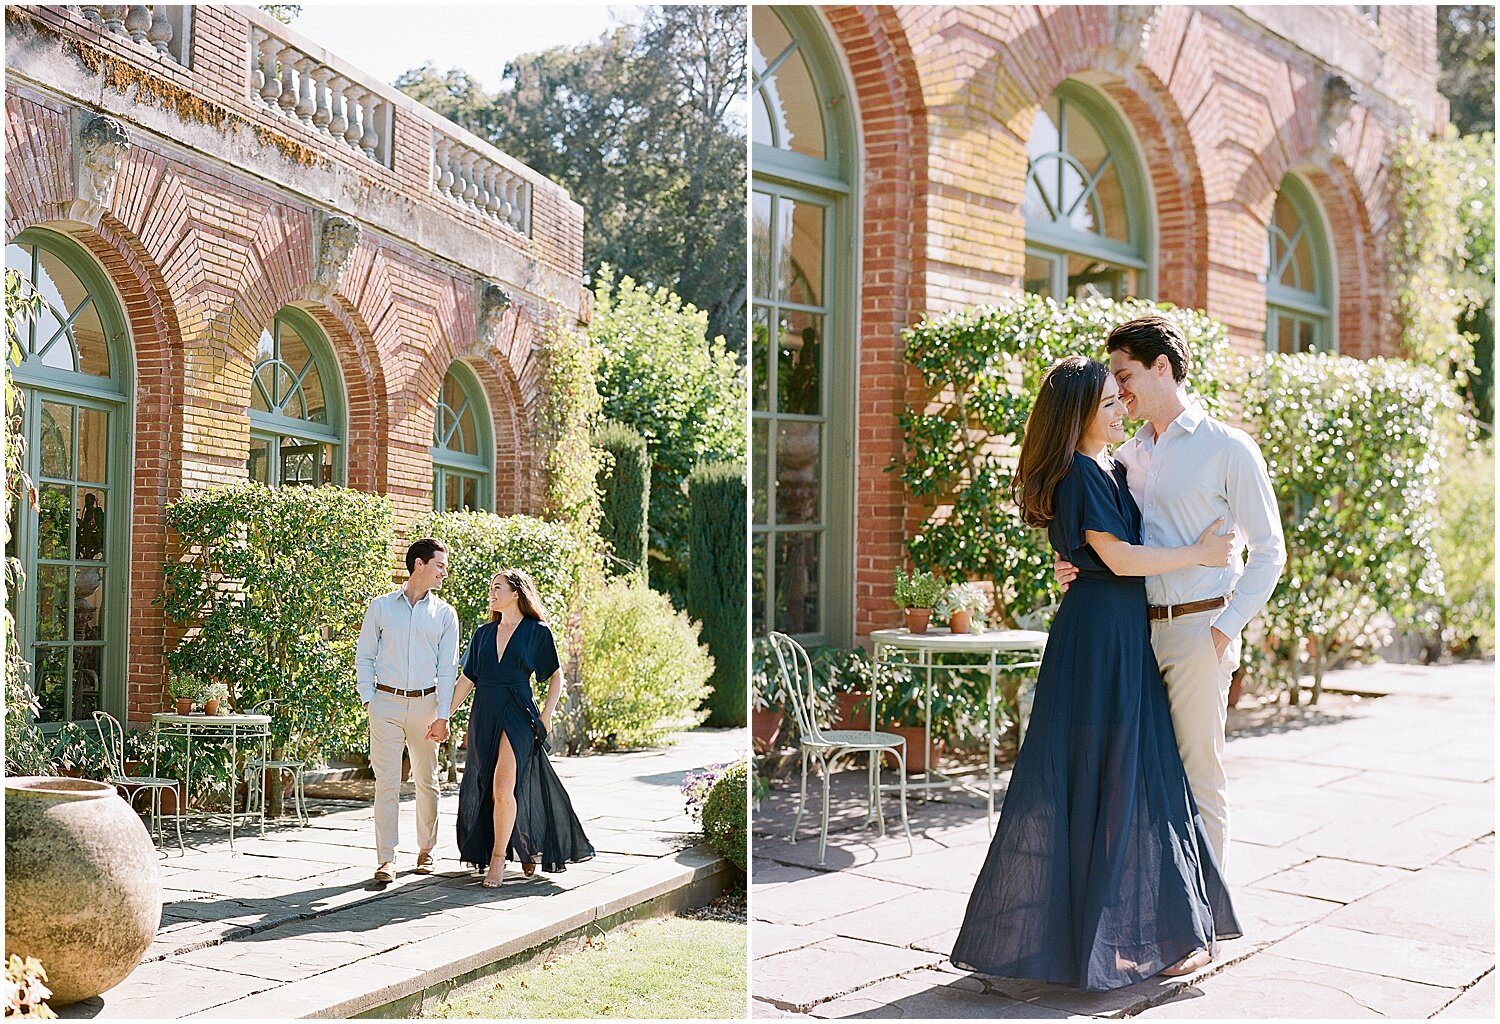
[1438,5,1495,136]
[395,5,747,353]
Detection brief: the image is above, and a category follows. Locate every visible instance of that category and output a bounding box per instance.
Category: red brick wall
[817,4,1440,640]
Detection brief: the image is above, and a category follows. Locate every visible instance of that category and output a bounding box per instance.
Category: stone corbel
[1316,75,1357,158]
[1105,6,1157,74]
[69,112,129,225]
[478,281,512,343]
[310,214,360,302]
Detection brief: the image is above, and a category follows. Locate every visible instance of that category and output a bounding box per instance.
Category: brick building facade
[5,6,586,725]
[751,5,1443,648]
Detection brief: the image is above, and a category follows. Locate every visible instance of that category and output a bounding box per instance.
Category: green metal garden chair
[93,711,183,851]
[768,632,912,866]
[242,699,308,826]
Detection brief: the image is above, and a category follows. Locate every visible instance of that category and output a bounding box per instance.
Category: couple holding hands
[354,539,593,887]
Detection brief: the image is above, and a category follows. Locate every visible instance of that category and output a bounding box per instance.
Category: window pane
[37,484,71,559]
[38,565,69,642]
[1067,256,1135,301]
[1273,194,1312,292]
[752,192,773,300]
[247,438,272,484]
[72,646,103,720]
[76,488,106,560]
[1092,162,1128,243]
[781,200,823,305]
[775,421,821,525]
[752,418,769,523]
[1024,251,1055,297]
[1024,99,1062,221]
[73,567,104,641]
[1298,319,1317,353]
[76,408,108,485]
[35,646,68,722]
[751,533,768,636]
[1275,314,1296,354]
[251,363,275,414]
[775,531,820,634]
[463,476,480,510]
[40,401,72,478]
[777,311,823,416]
[445,473,462,512]
[752,305,771,411]
[754,10,824,160]
[278,437,332,487]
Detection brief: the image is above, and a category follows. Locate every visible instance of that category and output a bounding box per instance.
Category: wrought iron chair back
[768,631,827,747]
[92,710,130,777]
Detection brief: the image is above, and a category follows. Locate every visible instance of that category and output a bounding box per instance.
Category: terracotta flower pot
[948,609,974,634]
[4,777,161,1007]
[904,608,932,633]
[175,698,193,716]
[203,699,220,717]
[751,706,783,753]
[880,726,940,773]
[834,691,871,730]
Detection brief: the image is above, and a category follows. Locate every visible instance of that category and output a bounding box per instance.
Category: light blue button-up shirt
[354,586,460,718]
[1115,402,1286,637]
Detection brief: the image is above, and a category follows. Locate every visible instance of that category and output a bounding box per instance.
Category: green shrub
[580,579,712,748]
[893,569,945,609]
[898,293,1234,630]
[163,483,394,762]
[409,511,590,749]
[1435,427,1494,657]
[596,421,650,577]
[1244,353,1454,701]
[537,320,605,547]
[687,462,746,727]
[590,267,746,604]
[701,759,747,874]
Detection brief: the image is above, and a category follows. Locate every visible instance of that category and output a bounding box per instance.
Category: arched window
[751,5,855,646]
[5,230,132,725]
[247,308,345,486]
[1023,83,1153,301]
[431,362,492,511]
[1265,176,1334,353]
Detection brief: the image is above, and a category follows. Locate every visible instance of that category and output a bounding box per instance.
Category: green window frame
[247,307,346,487]
[752,5,856,647]
[1022,82,1153,301]
[1265,174,1335,353]
[431,361,492,512]
[5,229,134,727]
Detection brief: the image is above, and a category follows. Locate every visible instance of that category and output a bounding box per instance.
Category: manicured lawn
[418,911,747,1019]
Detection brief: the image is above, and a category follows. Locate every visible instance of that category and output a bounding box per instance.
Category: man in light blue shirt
[355,538,460,883]
[1059,315,1286,872]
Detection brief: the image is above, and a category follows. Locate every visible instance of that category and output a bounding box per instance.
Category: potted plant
[814,645,876,730]
[202,681,229,717]
[893,568,945,634]
[936,582,990,635]
[167,673,202,716]
[49,721,107,779]
[871,662,951,774]
[751,638,786,753]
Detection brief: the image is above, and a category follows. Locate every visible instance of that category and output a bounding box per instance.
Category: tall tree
[1438,5,1495,135]
[395,6,748,353]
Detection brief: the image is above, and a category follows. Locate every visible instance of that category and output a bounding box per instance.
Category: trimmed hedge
[596,421,650,577]
[701,759,747,874]
[688,461,747,726]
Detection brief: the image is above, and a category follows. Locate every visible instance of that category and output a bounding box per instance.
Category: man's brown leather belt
[1148,595,1230,622]
[375,684,436,697]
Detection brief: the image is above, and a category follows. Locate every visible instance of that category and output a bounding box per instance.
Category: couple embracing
[355,539,593,887]
[951,315,1286,991]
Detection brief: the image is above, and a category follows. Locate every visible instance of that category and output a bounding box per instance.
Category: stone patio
[751,661,1494,1019]
[60,727,746,1019]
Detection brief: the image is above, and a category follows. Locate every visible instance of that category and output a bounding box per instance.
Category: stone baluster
[148,6,173,56]
[519,183,531,235]
[295,56,318,125]
[257,35,282,104]
[327,75,349,141]
[343,90,367,150]
[434,136,454,192]
[312,68,333,134]
[125,5,150,43]
[482,167,502,219]
[276,46,300,117]
[80,6,103,26]
[101,6,126,33]
[462,151,481,207]
[359,93,380,159]
[497,175,515,223]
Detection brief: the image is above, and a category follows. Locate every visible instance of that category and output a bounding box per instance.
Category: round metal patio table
[150,712,272,847]
[868,627,1047,833]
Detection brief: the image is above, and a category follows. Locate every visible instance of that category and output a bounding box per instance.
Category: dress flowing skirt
[950,575,1240,992]
[456,683,595,872]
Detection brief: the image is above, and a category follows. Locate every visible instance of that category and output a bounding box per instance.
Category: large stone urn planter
[4,777,161,1007]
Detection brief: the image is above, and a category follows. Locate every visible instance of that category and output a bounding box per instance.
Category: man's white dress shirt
[1114,402,1286,637]
[355,587,460,718]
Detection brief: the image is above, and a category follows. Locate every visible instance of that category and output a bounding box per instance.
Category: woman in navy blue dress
[950,356,1240,991]
[450,568,593,887]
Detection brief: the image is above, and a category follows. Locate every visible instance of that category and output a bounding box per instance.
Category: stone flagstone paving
[751,661,1494,1019]
[58,727,745,1019]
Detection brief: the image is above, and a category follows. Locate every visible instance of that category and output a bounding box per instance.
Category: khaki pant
[369,690,439,865]
[1149,609,1242,868]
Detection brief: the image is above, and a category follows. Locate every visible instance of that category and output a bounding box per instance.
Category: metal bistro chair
[93,711,183,852]
[242,699,308,826]
[768,632,912,866]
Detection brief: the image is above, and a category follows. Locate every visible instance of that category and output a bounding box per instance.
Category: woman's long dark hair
[1012,356,1109,528]
[488,568,549,623]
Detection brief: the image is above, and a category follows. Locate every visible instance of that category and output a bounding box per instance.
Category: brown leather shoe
[373,863,396,883]
[414,850,434,874]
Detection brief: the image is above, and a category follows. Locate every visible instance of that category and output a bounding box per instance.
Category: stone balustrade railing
[246,19,393,167]
[76,4,184,63]
[431,132,533,236]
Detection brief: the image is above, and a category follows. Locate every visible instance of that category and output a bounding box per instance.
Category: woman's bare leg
[482,732,518,887]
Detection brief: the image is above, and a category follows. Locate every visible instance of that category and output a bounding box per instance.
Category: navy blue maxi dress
[456,616,594,873]
[950,452,1239,992]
